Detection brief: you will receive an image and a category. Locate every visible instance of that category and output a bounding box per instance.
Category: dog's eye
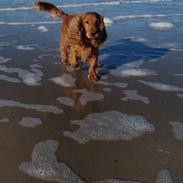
[95,20,99,25]
[85,21,89,24]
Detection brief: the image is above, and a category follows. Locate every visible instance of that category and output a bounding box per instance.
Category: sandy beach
[0,0,183,182]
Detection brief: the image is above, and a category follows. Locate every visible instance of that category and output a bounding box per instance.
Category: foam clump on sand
[177,94,183,98]
[96,80,128,88]
[0,118,10,123]
[57,97,75,107]
[0,99,63,114]
[156,169,174,183]
[0,56,12,64]
[19,140,85,183]
[19,117,42,127]
[149,22,174,31]
[169,121,183,140]
[93,179,143,183]
[0,65,43,86]
[104,17,114,26]
[64,111,155,144]
[79,92,104,105]
[73,89,104,105]
[49,74,76,87]
[138,80,183,92]
[16,45,35,50]
[0,74,21,83]
[174,73,183,77]
[37,26,48,32]
[122,90,150,104]
[110,60,157,78]
[102,88,112,92]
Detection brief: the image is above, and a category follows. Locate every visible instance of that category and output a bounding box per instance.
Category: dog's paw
[88,73,99,81]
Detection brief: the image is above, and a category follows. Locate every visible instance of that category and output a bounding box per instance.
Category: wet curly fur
[34,1,107,81]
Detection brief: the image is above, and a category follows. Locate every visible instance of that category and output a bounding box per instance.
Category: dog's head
[81,12,107,47]
[69,12,107,47]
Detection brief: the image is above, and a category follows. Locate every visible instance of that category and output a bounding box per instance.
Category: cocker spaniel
[34,1,107,81]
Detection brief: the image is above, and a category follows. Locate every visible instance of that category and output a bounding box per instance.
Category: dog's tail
[34,1,68,19]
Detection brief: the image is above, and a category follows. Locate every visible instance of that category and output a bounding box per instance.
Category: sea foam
[93,179,143,183]
[19,117,42,128]
[138,80,183,92]
[169,121,183,140]
[110,60,157,78]
[122,90,150,104]
[149,22,174,31]
[19,140,85,183]
[64,111,155,144]
[49,74,76,87]
[0,99,63,114]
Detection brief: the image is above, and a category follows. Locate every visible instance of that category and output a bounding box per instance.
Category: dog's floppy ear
[99,16,107,43]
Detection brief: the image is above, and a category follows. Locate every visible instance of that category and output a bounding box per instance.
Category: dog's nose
[91,31,98,37]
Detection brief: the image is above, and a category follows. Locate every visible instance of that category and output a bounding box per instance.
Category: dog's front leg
[70,47,78,68]
[87,54,99,81]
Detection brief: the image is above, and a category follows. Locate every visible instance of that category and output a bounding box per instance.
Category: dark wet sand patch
[0,44,183,183]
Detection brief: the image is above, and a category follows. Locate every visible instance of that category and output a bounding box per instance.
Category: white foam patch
[104,17,114,26]
[49,74,76,87]
[102,88,112,92]
[122,90,150,104]
[0,0,174,13]
[177,94,183,98]
[37,26,48,33]
[169,121,183,141]
[30,63,43,69]
[16,45,35,50]
[0,21,61,26]
[0,118,10,123]
[110,60,157,78]
[96,80,128,88]
[156,169,174,183]
[0,56,12,64]
[93,179,143,183]
[75,90,104,106]
[174,73,183,77]
[57,97,75,107]
[64,111,155,144]
[0,65,43,86]
[0,74,21,83]
[113,13,183,21]
[19,117,42,128]
[19,140,85,183]
[138,80,183,92]
[0,99,63,114]
[149,22,174,31]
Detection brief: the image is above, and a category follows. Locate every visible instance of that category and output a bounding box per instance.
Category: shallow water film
[0,0,183,182]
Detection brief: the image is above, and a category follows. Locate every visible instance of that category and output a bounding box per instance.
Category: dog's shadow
[98,38,169,75]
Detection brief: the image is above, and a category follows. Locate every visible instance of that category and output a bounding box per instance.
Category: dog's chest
[77,46,93,61]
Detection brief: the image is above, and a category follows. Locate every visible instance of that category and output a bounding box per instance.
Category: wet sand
[0,40,183,182]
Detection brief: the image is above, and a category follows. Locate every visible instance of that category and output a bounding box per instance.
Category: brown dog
[34,2,107,81]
